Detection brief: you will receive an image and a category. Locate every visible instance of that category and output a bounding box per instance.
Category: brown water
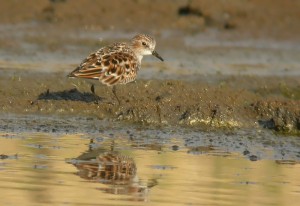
[1,119,300,206]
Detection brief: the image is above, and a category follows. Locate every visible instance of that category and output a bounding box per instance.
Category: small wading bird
[67,34,164,104]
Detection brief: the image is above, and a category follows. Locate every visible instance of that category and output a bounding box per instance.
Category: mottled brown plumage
[68,34,163,86]
[75,152,136,183]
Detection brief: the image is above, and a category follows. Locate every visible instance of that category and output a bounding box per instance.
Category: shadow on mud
[37,88,102,103]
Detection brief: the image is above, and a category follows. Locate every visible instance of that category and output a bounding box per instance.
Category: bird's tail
[67,67,80,78]
[67,72,75,78]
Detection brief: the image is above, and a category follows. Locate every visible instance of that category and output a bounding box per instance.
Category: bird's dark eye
[142,42,147,46]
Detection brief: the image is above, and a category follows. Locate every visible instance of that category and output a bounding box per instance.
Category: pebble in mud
[249,155,258,161]
[172,145,180,151]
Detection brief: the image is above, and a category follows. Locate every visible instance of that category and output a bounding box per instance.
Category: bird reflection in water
[66,139,157,201]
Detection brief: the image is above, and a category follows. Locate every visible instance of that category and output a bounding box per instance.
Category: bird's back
[68,42,140,86]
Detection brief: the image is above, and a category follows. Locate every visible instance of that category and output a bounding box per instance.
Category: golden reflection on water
[0,132,299,206]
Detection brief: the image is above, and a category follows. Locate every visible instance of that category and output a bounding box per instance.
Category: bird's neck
[129,43,144,63]
[135,54,143,63]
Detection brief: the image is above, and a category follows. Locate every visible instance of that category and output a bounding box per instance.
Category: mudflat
[0,0,299,134]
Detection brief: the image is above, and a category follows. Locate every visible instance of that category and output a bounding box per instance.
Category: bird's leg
[90,84,100,103]
[90,84,95,94]
[112,85,121,105]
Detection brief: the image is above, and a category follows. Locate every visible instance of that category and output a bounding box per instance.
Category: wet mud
[0,0,299,135]
[0,70,299,134]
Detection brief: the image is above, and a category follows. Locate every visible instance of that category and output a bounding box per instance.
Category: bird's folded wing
[68,49,139,86]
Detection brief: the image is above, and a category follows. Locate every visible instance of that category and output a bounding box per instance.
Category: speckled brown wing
[68,43,140,86]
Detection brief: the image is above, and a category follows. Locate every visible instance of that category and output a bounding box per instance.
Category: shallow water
[1,118,300,206]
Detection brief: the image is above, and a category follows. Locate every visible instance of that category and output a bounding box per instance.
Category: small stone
[249,155,258,161]
[243,150,250,155]
[172,145,179,151]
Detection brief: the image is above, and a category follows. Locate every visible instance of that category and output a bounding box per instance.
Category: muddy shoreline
[1,113,300,162]
[0,1,299,135]
[0,69,299,134]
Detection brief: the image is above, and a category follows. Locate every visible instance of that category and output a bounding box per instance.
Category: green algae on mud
[0,70,299,135]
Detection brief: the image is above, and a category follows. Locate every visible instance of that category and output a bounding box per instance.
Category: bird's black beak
[152,50,164,61]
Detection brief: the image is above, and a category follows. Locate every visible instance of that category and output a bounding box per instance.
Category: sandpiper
[68,34,164,104]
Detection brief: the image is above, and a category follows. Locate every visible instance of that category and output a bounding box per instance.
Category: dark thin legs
[112,86,121,105]
[90,84,119,105]
[90,84,101,103]
[90,84,95,94]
